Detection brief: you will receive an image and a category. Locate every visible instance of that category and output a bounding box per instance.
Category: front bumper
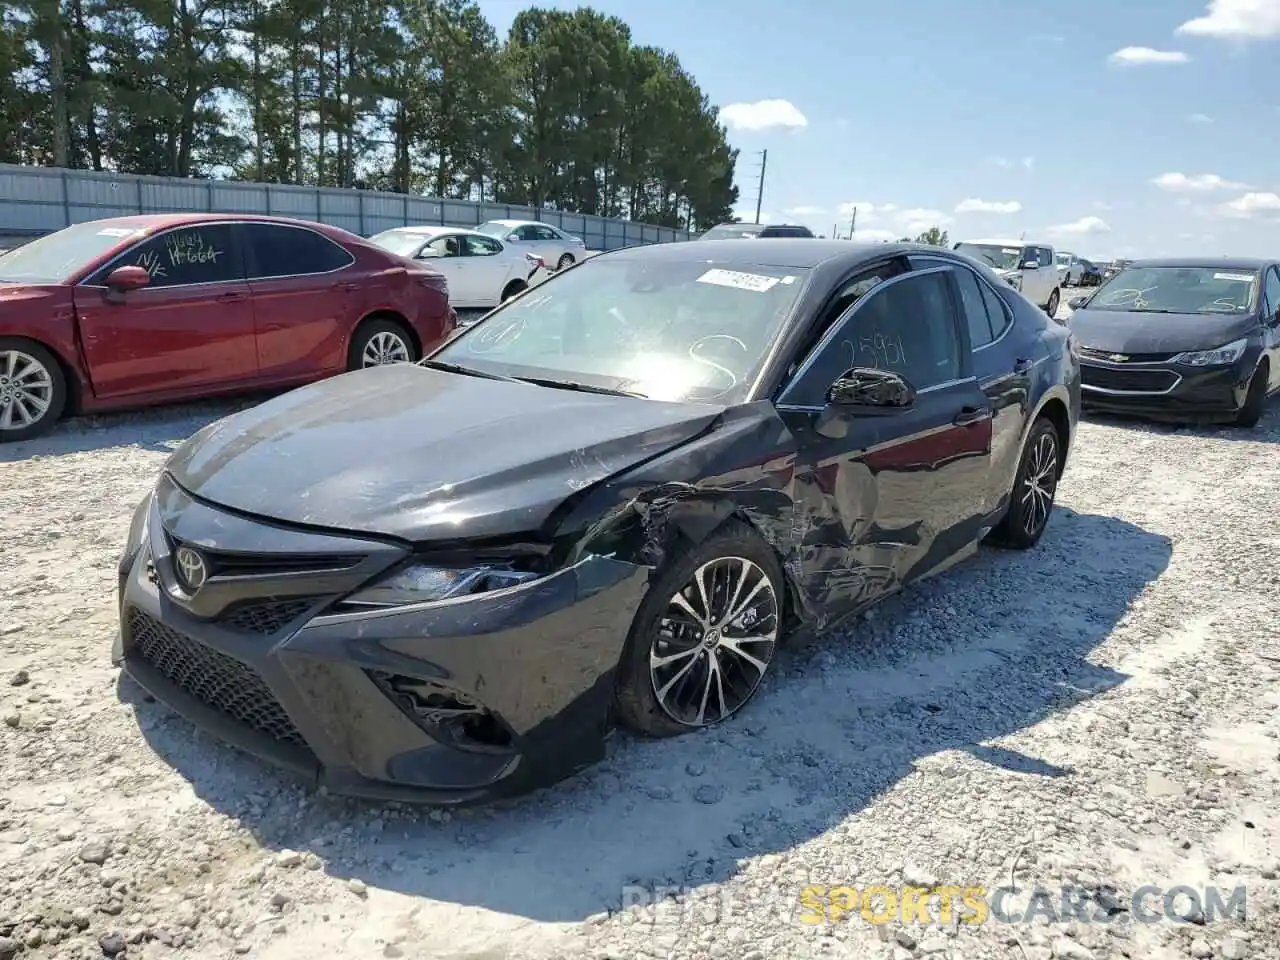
[1079,356,1254,423]
[113,478,649,805]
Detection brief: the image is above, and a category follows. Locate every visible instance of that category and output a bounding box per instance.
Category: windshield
[699,224,765,240]
[477,221,514,238]
[430,257,809,404]
[0,219,152,284]
[1056,253,1072,267]
[1086,266,1260,315]
[954,243,1022,271]
[368,230,429,257]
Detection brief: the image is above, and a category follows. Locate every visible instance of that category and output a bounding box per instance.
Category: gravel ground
[3,302,1280,960]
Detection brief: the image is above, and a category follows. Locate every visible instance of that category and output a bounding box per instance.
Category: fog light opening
[371,672,514,752]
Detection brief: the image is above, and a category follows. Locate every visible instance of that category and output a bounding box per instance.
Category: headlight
[1171,338,1248,367]
[1005,273,1022,290]
[340,563,539,609]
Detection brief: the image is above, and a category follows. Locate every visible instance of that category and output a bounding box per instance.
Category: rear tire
[347,318,417,371]
[614,521,785,738]
[1045,287,1061,318]
[0,338,67,443]
[501,279,527,301]
[989,417,1062,550]
[556,253,575,271]
[1234,362,1268,428]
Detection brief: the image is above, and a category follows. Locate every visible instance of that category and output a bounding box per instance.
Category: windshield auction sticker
[1213,273,1255,283]
[697,268,780,293]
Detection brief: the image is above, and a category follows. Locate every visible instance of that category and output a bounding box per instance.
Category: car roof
[483,218,544,227]
[598,238,942,271]
[69,213,354,238]
[1124,256,1274,271]
[379,225,493,239]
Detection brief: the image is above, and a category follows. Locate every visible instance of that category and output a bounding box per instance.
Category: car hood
[164,363,723,543]
[1068,307,1257,354]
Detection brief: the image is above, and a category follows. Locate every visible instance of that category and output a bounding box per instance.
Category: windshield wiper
[515,376,648,399]
[1125,308,1184,314]
[419,359,522,382]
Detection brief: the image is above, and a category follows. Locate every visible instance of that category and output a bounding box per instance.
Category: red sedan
[0,214,456,441]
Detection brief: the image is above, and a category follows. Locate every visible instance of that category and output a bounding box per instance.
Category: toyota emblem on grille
[174,546,208,592]
[1109,353,1129,362]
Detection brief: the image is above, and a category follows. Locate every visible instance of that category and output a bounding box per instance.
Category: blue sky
[475,0,1280,261]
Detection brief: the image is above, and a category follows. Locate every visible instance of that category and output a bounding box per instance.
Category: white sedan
[475,219,587,272]
[367,226,546,309]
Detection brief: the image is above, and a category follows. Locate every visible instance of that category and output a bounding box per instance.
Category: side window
[784,271,962,405]
[107,224,239,288]
[463,235,501,257]
[534,225,559,241]
[953,266,995,348]
[979,278,1011,339]
[245,224,353,278]
[517,225,540,241]
[1040,248,1054,268]
[1263,267,1280,316]
[426,235,461,258]
[783,261,907,380]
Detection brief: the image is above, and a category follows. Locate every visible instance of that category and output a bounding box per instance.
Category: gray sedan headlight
[341,564,539,609]
[1004,273,1022,290]
[1171,338,1247,367]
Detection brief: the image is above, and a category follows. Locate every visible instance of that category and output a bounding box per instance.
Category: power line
[753,150,767,224]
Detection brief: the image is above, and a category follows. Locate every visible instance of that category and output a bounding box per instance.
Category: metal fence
[0,163,693,251]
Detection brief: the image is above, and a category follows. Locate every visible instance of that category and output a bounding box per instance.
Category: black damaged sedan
[1068,258,1280,426]
[114,239,1081,805]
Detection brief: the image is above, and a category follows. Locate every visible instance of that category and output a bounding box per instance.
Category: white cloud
[1108,46,1191,65]
[718,99,808,132]
[1151,172,1250,192]
[1187,113,1214,123]
[1091,200,1113,211]
[784,204,826,217]
[955,198,1023,214]
[989,156,1012,169]
[900,208,952,234]
[1216,191,1280,218]
[851,228,900,242]
[1022,156,1035,170]
[1176,0,1280,39]
[835,201,898,221]
[1047,216,1112,237]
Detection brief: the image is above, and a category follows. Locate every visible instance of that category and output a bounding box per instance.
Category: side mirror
[507,233,520,242]
[1268,307,1280,328]
[1021,260,1040,271]
[827,367,916,409]
[1068,295,1089,310]
[105,265,151,293]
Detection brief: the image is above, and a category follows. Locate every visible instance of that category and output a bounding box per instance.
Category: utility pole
[848,206,857,240]
[753,150,767,224]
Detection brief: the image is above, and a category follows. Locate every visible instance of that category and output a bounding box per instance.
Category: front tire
[347,318,417,371]
[989,417,1062,549]
[501,279,527,301]
[1235,362,1269,428]
[556,253,575,271]
[1045,287,1061,318]
[614,521,784,738]
[0,338,67,443]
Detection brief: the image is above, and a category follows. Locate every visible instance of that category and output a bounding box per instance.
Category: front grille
[126,608,309,749]
[1079,347,1176,364]
[163,535,364,579]
[1081,364,1179,393]
[220,598,322,635]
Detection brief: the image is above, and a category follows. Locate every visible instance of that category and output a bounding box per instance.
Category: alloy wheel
[649,556,779,727]
[1021,431,1059,537]
[362,331,410,367]
[0,349,54,432]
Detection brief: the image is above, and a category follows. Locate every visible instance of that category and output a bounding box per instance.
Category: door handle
[1013,358,1032,374]
[953,404,991,426]
[334,281,359,291]
[216,291,246,302]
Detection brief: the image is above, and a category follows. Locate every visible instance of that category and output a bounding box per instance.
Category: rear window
[759,226,815,238]
[699,225,765,240]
